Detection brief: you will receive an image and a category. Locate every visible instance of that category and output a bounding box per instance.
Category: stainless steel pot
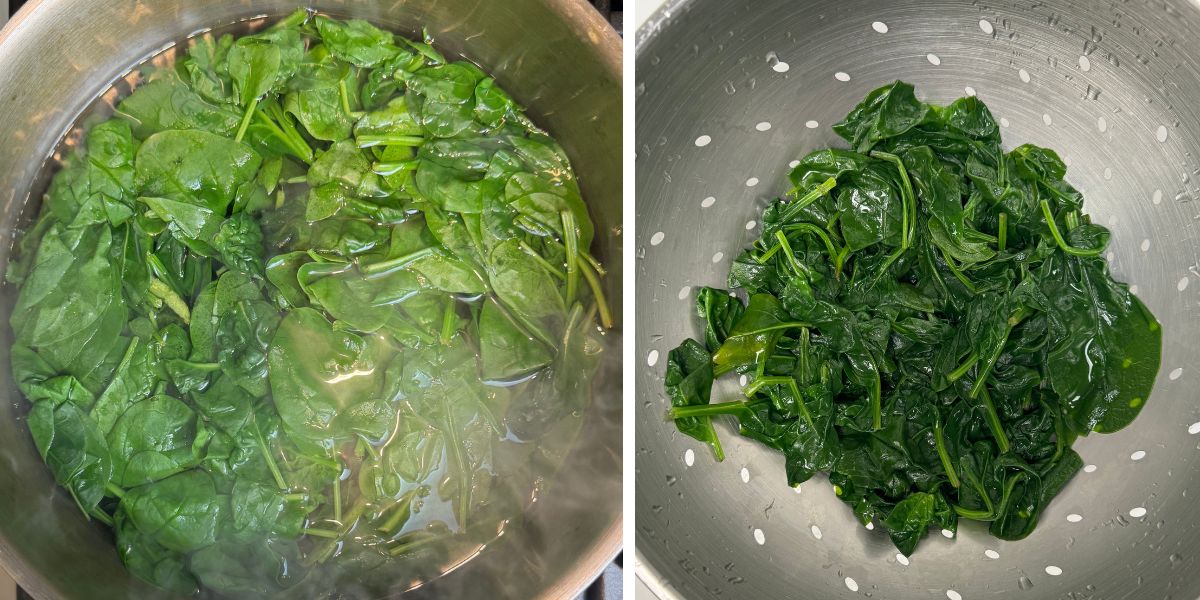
[0,1,622,598]
[636,1,1200,599]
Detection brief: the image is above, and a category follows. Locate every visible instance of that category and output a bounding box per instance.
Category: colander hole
[788,159,801,168]
[1063,155,1072,167]
[678,285,691,300]
[811,524,823,539]
[844,577,859,592]
[739,467,750,483]
[1067,513,1083,522]
[753,528,765,545]
[1189,422,1200,435]
[1042,113,1053,126]
[684,448,695,467]
[985,549,1000,559]
[1153,189,1163,205]
[771,60,790,73]
[1177,277,1189,292]
[739,374,748,386]
[1107,251,1116,262]
[793,484,802,494]
[647,350,659,367]
[694,135,711,147]
[745,220,757,230]
[1130,507,1148,518]
[1098,116,1108,132]
[1084,464,1098,473]
[1019,68,1031,83]
[755,121,772,131]
[979,19,994,34]
[1045,565,1063,576]
[1079,55,1092,71]
[965,86,977,97]
[896,553,911,566]
[941,529,955,538]
[835,71,851,82]
[1156,125,1169,143]
[1130,284,1139,294]
[701,196,716,208]
[865,522,874,530]
[650,231,665,246]
[712,252,724,263]
[947,591,963,600]
[1103,167,1113,180]
[872,21,889,34]
[1140,239,1150,252]
[1169,367,1183,380]
[745,177,759,187]
[805,120,819,129]
[1000,117,1010,128]
[927,53,942,66]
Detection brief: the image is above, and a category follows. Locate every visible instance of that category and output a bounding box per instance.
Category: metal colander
[634,1,1200,599]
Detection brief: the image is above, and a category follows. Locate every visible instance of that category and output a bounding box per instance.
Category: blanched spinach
[665,81,1160,556]
[9,10,607,598]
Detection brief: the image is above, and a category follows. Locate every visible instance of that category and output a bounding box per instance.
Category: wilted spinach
[665,81,1160,556]
[9,9,608,598]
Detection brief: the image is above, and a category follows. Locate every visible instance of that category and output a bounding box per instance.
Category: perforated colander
[634,1,1200,599]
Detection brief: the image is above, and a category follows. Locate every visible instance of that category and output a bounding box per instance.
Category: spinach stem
[998,212,1008,251]
[311,500,367,565]
[439,296,457,344]
[1040,199,1103,257]
[774,230,809,278]
[968,306,1032,399]
[780,177,838,223]
[871,151,916,250]
[251,417,288,490]
[577,257,613,329]
[388,531,450,556]
[303,527,341,539]
[91,508,114,527]
[580,251,607,276]
[669,399,766,420]
[516,240,566,280]
[938,246,977,294]
[378,490,417,535]
[253,108,313,164]
[745,376,815,429]
[784,223,844,276]
[356,134,425,148]
[148,278,191,324]
[372,159,419,176]
[933,419,961,488]
[562,211,579,307]
[976,386,1011,453]
[358,247,436,277]
[946,351,979,383]
[338,79,362,118]
[105,482,126,499]
[234,97,259,143]
[332,472,342,522]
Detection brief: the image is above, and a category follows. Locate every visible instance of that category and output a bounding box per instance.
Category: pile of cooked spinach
[666,81,1160,556]
[8,9,608,596]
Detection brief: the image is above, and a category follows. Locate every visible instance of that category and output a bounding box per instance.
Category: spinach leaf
[663,81,1160,558]
[107,395,203,486]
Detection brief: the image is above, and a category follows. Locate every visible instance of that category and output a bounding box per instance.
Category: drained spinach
[665,81,1160,556]
[9,9,608,597]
